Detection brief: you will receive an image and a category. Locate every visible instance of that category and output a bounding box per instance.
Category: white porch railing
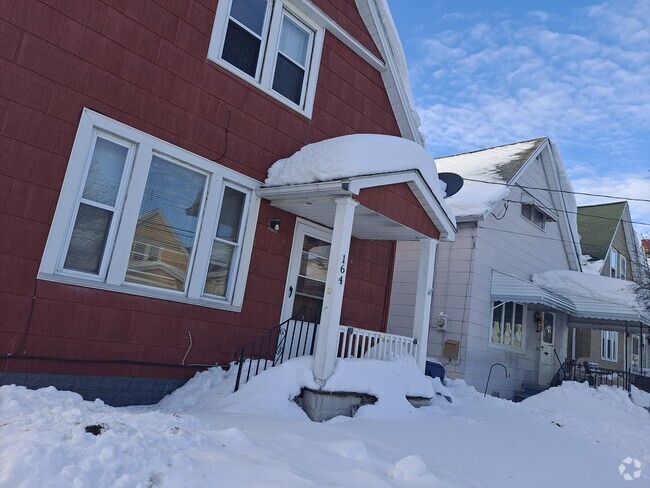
[337,325,418,361]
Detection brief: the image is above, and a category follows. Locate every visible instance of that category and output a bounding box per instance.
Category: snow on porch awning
[491,271,576,313]
[532,270,650,331]
[257,134,457,241]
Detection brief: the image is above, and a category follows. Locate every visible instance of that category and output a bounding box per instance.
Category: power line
[501,199,650,228]
[463,177,650,204]
[476,222,583,247]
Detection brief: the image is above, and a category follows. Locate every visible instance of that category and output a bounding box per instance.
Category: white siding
[387,146,575,399]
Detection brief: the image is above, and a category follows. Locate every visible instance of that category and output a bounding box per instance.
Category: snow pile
[631,385,650,409]
[1,360,649,487]
[435,139,539,218]
[533,269,641,309]
[161,357,435,420]
[581,254,604,274]
[522,382,650,456]
[264,133,451,209]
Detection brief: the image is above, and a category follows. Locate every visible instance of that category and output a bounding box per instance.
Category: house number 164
[338,255,346,284]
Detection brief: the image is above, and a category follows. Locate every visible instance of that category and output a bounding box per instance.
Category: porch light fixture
[269,218,281,232]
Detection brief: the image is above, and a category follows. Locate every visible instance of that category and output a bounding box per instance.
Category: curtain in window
[272,14,311,104]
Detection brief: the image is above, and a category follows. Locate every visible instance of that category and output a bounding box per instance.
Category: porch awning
[491,271,576,313]
[492,271,650,331]
[565,295,650,330]
[257,170,456,241]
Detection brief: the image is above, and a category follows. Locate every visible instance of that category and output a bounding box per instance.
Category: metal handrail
[551,359,631,391]
[233,307,321,392]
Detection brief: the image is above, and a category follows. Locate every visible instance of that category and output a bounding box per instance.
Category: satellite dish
[438,172,464,198]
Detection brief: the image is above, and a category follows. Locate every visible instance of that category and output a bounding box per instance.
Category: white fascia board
[289,0,384,71]
[257,181,349,199]
[544,141,583,271]
[506,138,548,188]
[349,170,456,240]
[355,0,422,144]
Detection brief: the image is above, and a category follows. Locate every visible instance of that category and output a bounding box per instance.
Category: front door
[538,312,555,385]
[281,220,332,323]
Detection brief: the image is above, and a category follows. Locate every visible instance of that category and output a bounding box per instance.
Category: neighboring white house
[387,138,584,399]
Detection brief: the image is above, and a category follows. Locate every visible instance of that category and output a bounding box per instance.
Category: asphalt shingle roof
[577,202,626,260]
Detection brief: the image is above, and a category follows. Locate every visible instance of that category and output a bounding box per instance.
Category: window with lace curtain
[39,109,258,310]
[208,0,324,115]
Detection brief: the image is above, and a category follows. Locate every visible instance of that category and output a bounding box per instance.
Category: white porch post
[413,238,438,371]
[313,197,359,385]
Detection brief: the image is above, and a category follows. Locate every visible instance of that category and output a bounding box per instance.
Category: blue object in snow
[425,360,445,380]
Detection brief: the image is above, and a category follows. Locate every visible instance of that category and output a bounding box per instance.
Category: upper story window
[520,193,557,231]
[490,301,524,349]
[521,203,545,229]
[607,248,628,280]
[609,248,618,277]
[619,253,627,280]
[39,109,260,310]
[209,0,324,116]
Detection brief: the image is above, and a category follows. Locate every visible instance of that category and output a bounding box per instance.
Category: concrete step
[513,383,550,403]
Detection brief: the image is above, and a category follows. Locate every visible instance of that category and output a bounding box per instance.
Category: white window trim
[609,248,618,278]
[521,202,547,230]
[489,301,526,353]
[619,253,627,280]
[207,0,324,118]
[601,330,619,362]
[39,108,261,311]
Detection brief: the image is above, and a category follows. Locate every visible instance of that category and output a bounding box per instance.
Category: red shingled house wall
[0,0,437,404]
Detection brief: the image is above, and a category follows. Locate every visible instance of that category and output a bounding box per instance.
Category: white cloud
[571,173,650,235]
[409,0,650,164]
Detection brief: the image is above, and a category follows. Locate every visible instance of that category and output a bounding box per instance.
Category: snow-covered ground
[1,357,649,487]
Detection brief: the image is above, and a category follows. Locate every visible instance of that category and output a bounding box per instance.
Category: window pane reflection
[125,157,206,291]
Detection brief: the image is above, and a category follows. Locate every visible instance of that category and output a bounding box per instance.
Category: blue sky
[388,0,650,235]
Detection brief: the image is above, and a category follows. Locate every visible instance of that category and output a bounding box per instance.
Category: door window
[292,234,330,317]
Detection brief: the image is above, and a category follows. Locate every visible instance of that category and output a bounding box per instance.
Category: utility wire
[463,177,650,204]
[501,199,650,228]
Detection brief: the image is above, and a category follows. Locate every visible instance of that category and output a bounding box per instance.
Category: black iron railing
[233,307,321,392]
[551,359,631,390]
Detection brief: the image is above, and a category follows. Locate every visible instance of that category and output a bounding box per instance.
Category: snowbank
[160,357,435,420]
[1,360,649,487]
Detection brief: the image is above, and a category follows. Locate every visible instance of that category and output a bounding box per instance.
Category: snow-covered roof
[262,133,456,239]
[265,134,436,189]
[435,138,546,218]
[532,270,650,327]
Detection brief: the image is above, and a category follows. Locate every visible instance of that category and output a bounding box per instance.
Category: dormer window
[209,0,323,116]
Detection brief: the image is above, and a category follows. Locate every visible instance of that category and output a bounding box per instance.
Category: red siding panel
[357,184,440,239]
[1,0,405,381]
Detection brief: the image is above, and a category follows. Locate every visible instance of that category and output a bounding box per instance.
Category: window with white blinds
[39,109,258,310]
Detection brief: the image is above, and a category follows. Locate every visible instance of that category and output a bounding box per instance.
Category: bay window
[39,109,259,310]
